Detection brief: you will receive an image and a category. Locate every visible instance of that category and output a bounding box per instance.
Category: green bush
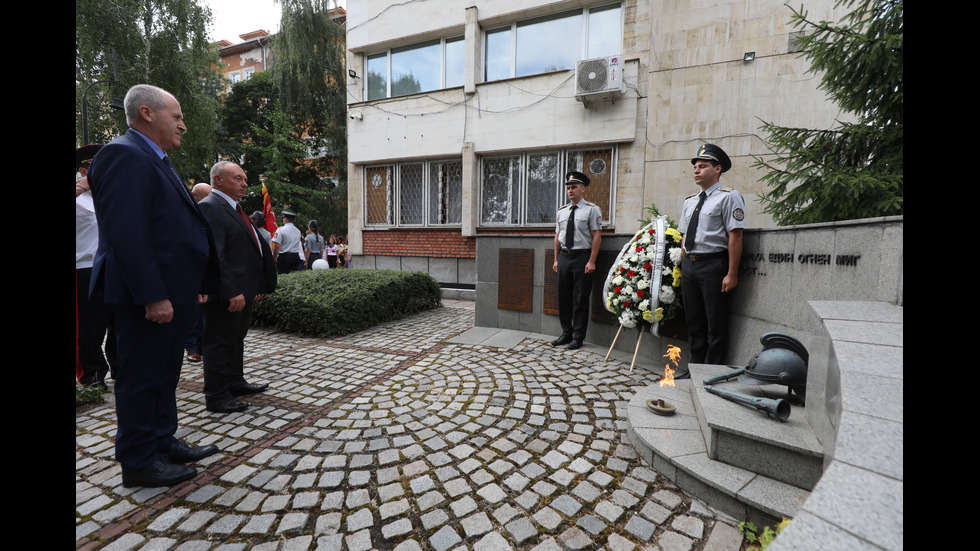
[251,269,442,337]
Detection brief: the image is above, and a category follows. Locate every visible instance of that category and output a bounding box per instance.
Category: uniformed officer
[679,144,745,364]
[271,210,303,274]
[551,171,602,350]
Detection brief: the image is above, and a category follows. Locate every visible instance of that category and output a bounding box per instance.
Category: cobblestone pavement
[76,303,745,551]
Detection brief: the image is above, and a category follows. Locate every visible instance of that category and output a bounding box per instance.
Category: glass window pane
[516,12,581,77]
[399,163,425,224]
[588,4,622,58]
[367,53,388,100]
[482,156,520,224]
[445,37,465,88]
[485,27,512,82]
[391,40,440,97]
[567,148,612,225]
[365,165,392,225]
[526,152,561,224]
[429,160,463,224]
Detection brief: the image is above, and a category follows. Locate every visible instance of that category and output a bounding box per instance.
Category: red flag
[262,182,278,235]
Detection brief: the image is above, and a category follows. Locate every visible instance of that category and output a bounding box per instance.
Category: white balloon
[312,259,330,270]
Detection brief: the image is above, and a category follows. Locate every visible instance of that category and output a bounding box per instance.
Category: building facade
[346,0,846,291]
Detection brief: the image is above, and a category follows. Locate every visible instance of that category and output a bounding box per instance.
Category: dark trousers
[681,255,731,364]
[278,252,301,274]
[76,268,117,384]
[202,300,253,405]
[557,249,594,341]
[111,303,191,469]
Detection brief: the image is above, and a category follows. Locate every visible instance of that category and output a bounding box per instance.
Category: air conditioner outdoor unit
[575,55,625,104]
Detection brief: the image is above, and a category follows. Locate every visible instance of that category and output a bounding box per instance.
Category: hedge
[250,269,442,337]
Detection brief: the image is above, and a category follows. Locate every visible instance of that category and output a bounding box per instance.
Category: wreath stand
[604,325,645,373]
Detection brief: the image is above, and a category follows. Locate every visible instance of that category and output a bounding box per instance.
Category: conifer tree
[755,0,903,225]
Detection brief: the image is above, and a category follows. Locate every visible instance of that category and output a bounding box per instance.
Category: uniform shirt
[556,199,602,250]
[679,181,745,254]
[76,191,99,269]
[272,222,303,253]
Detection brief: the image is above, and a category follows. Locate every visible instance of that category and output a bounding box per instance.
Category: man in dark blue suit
[88,84,219,488]
[198,161,276,413]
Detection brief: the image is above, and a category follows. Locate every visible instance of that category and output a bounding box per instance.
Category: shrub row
[250,269,442,337]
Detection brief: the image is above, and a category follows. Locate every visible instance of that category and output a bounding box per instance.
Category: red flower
[623,301,631,308]
[636,246,644,252]
[637,290,645,298]
[644,263,652,270]
[620,267,627,274]
[615,286,622,294]
[648,229,655,234]
[627,270,636,278]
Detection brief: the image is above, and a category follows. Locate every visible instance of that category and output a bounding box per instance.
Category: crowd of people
[75,83,352,488]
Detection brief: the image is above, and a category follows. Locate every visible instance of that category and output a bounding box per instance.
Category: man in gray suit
[197,161,277,413]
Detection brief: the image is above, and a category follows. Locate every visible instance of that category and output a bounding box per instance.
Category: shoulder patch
[685,192,699,199]
[719,187,734,192]
[732,208,744,221]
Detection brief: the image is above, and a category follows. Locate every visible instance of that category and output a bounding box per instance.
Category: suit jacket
[197,193,276,302]
[88,129,214,306]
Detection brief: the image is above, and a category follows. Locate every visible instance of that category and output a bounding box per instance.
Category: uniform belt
[561,248,591,257]
[684,251,726,262]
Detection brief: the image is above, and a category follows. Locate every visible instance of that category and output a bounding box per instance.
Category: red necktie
[236,204,261,250]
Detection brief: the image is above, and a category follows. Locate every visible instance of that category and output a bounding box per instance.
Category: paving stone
[380,498,411,520]
[206,514,246,534]
[533,507,563,530]
[345,529,373,551]
[624,515,656,541]
[347,508,374,532]
[671,516,704,539]
[550,495,582,517]
[461,511,494,537]
[576,514,607,535]
[558,527,593,550]
[314,512,342,535]
[595,500,626,522]
[429,526,462,551]
[473,531,514,551]
[450,495,478,517]
[658,530,694,551]
[240,514,276,534]
[421,509,450,530]
[606,533,636,551]
[477,483,507,504]
[276,512,308,535]
[640,501,671,524]
[652,490,683,510]
[382,518,414,539]
[505,516,538,543]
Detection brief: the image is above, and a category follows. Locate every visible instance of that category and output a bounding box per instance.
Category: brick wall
[362,229,476,258]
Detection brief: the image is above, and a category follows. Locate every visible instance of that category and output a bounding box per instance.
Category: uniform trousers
[278,252,301,274]
[202,300,253,406]
[76,267,117,384]
[111,303,192,469]
[557,249,594,341]
[681,254,731,364]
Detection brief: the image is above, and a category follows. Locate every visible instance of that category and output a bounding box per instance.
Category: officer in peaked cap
[679,143,745,365]
[551,170,603,350]
[272,210,303,273]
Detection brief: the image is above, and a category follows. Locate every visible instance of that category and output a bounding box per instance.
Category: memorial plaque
[498,248,534,312]
[543,250,558,316]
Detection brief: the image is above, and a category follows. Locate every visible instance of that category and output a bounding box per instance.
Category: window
[364,159,463,227]
[485,3,622,82]
[480,147,615,226]
[228,70,242,84]
[243,67,255,80]
[366,37,465,100]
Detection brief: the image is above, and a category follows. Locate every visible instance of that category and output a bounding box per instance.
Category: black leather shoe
[551,335,572,346]
[122,459,197,488]
[566,340,583,350]
[207,398,248,413]
[162,440,219,464]
[230,382,268,396]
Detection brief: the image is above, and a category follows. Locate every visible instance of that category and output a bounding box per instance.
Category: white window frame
[365,36,465,100]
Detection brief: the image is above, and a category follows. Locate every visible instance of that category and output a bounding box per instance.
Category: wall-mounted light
[349,110,363,121]
[743,52,756,62]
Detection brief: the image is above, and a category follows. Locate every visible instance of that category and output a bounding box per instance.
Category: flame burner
[646,398,676,416]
